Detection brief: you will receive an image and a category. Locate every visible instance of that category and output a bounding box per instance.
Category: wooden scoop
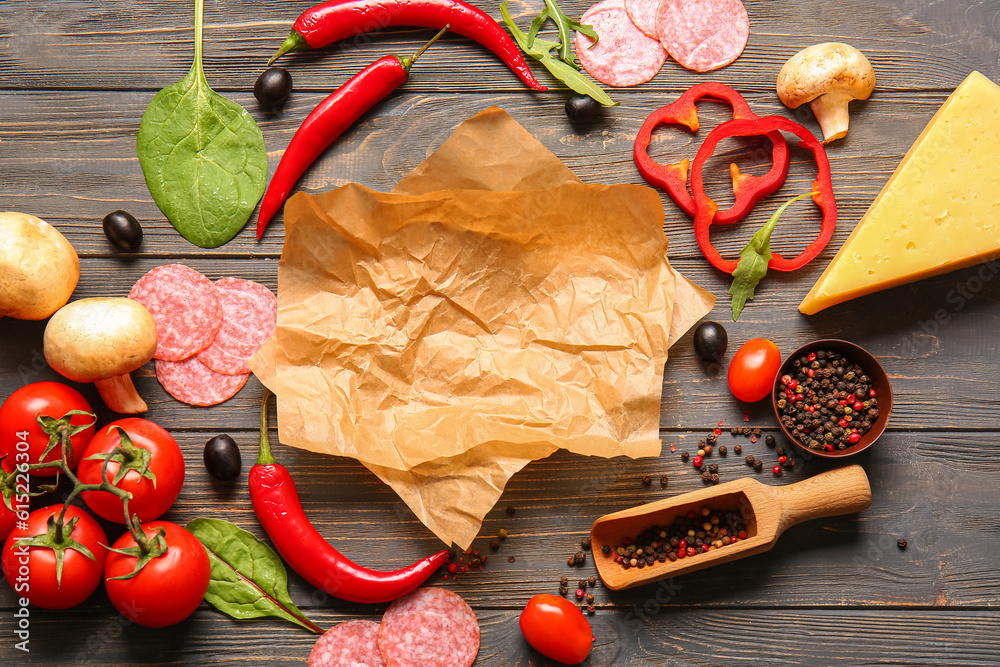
[591,464,871,590]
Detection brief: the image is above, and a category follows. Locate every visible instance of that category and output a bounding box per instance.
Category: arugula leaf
[544,0,598,63]
[729,192,817,321]
[136,0,267,248]
[501,2,617,107]
[186,518,322,633]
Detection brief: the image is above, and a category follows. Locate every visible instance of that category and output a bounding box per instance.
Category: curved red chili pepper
[633,82,790,225]
[690,116,837,274]
[257,29,446,239]
[250,391,449,604]
[269,0,545,92]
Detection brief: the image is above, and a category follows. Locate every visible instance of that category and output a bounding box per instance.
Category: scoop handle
[774,464,871,532]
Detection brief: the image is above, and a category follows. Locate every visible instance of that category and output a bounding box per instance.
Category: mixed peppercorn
[606,507,749,570]
[776,349,879,451]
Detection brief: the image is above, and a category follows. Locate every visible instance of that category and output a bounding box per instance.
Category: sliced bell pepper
[690,116,837,274]
[633,82,791,225]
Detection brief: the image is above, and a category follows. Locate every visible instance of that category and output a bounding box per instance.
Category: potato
[0,212,80,320]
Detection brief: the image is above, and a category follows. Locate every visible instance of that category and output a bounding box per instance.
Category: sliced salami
[655,0,749,73]
[197,278,277,376]
[308,620,385,667]
[624,0,660,38]
[129,264,222,362]
[378,588,479,667]
[155,356,249,407]
[575,0,666,87]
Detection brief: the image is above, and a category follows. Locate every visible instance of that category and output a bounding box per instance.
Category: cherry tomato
[519,593,594,664]
[1,504,108,609]
[727,338,782,402]
[104,521,210,628]
[0,382,95,476]
[78,418,184,524]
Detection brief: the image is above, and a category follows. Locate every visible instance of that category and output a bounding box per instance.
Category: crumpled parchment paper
[249,107,714,548]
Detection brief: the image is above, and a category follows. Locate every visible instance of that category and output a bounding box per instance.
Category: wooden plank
[0,607,997,665]
[1,431,996,613]
[0,0,994,92]
[0,88,968,262]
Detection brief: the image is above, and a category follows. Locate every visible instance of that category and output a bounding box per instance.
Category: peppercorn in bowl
[772,339,892,458]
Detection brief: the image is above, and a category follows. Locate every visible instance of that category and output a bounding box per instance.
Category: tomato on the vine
[0,382,95,476]
[727,338,782,403]
[78,418,184,523]
[519,593,594,664]
[104,521,210,628]
[1,505,108,609]
[0,501,15,543]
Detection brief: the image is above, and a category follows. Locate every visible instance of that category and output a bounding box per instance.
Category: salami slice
[655,0,749,73]
[575,0,667,87]
[197,278,277,376]
[308,620,385,667]
[155,356,249,407]
[378,588,479,667]
[129,264,222,362]
[624,0,660,38]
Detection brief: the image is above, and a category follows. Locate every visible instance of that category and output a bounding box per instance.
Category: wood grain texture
[2,0,999,663]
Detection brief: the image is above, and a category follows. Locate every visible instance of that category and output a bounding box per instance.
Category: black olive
[565,95,601,124]
[204,434,242,481]
[254,67,293,108]
[102,210,143,252]
[693,321,728,362]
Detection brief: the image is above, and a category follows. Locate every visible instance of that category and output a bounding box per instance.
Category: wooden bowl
[771,339,892,458]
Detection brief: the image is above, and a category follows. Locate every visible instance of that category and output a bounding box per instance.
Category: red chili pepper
[633,82,790,224]
[691,116,837,274]
[268,0,545,91]
[257,28,447,239]
[249,391,449,604]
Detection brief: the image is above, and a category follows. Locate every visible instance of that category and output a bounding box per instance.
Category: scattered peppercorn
[897,538,907,550]
[784,458,795,468]
[498,528,509,539]
[734,444,742,454]
[765,434,776,447]
[741,427,752,435]
[560,575,569,585]
[660,473,669,486]
[772,465,782,476]
[680,451,690,462]
[581,537,591,550]
[776,446,785,456]
[745,455,755,466]
[642,474,652,486]
[588,576,596,586]
[602,544,611,555]
[731,426,741,435]
[707,433,718,445]
[718,445,727,456]
[489,538,500,550]
[752,427,762,437]
[710,473,720,483]
[702,471,712,482]
[753,459,764,472]
[578,579,588,589]
[704,444,713,455]
[506,506,516,516]
[559,585,569,595]
[567,557,575,566]
[574,550,586,564]
[587,605,596,615]
[508,555,516,563]
[708,462,719,473]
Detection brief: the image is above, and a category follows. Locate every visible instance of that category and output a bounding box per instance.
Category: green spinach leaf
[186,518,322,633]
[137,0,267,248]
[729,192,816,321]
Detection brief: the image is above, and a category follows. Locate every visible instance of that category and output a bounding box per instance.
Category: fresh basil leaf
[501,2,617,107]
[729,192,816,321]
[136,0,267,248]
[186,518,322,633]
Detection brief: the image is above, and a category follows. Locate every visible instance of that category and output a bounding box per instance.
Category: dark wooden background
[2,0,999,664]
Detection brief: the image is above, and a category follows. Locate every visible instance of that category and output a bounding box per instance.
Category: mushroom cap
[0,211,80,320]
[776,42,875,109]
[44,297,157,382]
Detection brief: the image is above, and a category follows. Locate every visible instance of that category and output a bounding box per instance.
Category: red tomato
[1,504,108,609]
[0,501,16,543]
[727,338,782,403]
[519,593,594,664]
[104,521,210,628]
[78,418,185,524]
[0,382,95,476]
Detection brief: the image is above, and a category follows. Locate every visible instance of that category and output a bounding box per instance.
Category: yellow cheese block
[799,71,1000,315]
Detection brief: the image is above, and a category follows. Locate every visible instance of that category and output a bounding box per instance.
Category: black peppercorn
[708,463,719,473]
[489,538,500,550]
[579,579,588,589]
[581,537,591,550]
[731,426,741,435]
[574,550,586,564]
[897,538,907,549]
[588,575,597,586]
[506,506,516,517]
[508,555,516,563]
[559,585,569,595]
[567,557,575,566]
[765,434,776,446]
[601,544,611,555]
[587,605,596,615]
[701,471,712,482]
[741,427,752,435]
[642,474,652,486]
[680,451,690,462]
[776,446,785,456]
[707,433,718,445]
[710,473,720,483]
[560,575,569,585]
[660,473,669,485]
[745,455,755,465]
[753,459,764,472]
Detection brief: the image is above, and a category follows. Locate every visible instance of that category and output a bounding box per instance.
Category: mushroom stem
[94,375,148,414]
[810,91,854,144]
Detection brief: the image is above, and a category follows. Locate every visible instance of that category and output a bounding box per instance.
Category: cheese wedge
[799,71,1000,315]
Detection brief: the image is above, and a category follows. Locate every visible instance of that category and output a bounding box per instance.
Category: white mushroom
[44,298,158,414]
[776,43,876,143]
[0,212,80,320]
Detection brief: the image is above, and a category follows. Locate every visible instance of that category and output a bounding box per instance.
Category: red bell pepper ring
[633,82,790,224]
[691,116,837,274]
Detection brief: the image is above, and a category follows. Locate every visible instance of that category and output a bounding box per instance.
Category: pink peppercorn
[772,465,782,476]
